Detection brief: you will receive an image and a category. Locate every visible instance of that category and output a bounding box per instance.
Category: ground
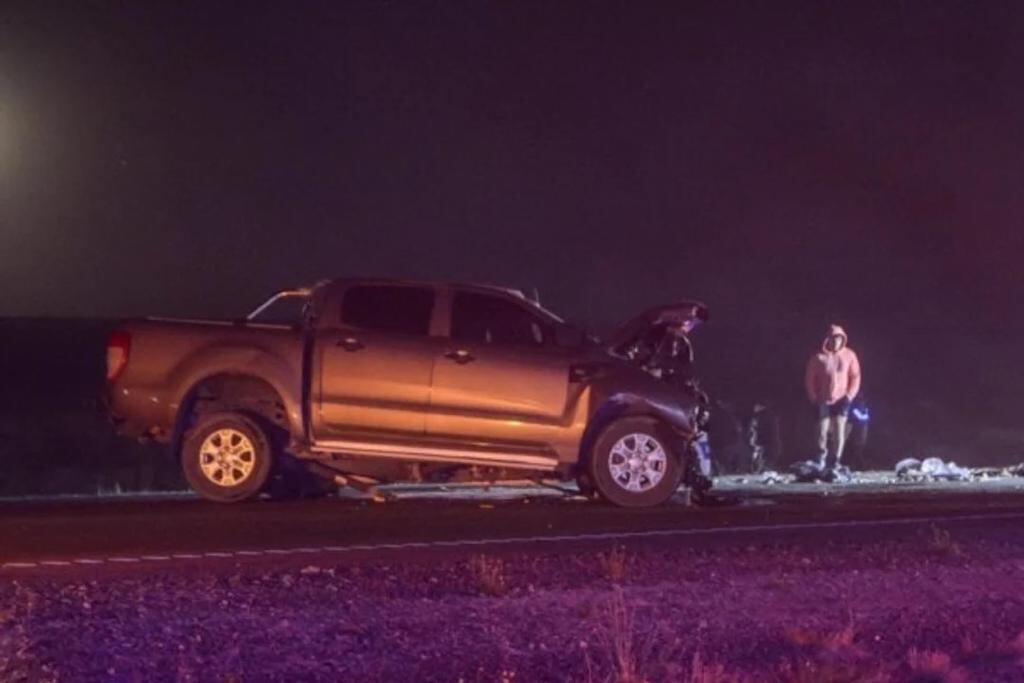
[5,480,1024,682]
[4,524,1024,682]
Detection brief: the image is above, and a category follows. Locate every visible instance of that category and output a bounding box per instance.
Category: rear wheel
[181,413,273,503]
[588,417,684,508]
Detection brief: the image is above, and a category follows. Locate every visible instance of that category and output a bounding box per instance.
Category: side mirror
[555,325,586,348]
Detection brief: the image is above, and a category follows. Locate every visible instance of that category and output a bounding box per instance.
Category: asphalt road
[3,477,1024,573]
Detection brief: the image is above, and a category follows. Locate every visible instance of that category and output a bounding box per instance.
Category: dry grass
[0,586,57,683]
[786,624,859,653]
[587,589,737,683]
[682,651,745,683]
[927,525,962,558]
[1004,630,1024,656]
[780,623,892,683]
[585,603,744,683]
[774,657,891,683]
[469,554,508,597]
[604,589,646,683]
[587,588,661,683]
[905,648,970,683]
[600,545,633,583]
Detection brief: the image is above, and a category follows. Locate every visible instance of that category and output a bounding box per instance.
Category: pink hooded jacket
[805,324,861,406]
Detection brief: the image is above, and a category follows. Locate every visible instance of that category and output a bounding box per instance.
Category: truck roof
[317,277,531,300]
[321,277,564,322]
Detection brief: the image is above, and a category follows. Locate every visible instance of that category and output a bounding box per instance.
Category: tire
[181,412,274,503]
[587,417,685,508]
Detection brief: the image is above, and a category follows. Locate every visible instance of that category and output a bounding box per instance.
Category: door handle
[444,349,475,364]
[336,336,365,352]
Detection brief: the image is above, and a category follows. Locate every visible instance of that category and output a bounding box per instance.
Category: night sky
[2,1,1022,333]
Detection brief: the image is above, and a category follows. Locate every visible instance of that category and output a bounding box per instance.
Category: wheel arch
[578,393,696,471]
[171,370,301,459]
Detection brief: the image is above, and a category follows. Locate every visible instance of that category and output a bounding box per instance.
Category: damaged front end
[599,301,715,494]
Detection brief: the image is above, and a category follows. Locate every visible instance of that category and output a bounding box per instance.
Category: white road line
[4,511,1024,571]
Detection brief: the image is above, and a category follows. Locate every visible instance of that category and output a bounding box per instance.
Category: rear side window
[341,285,434,336]
[451,291,548,347]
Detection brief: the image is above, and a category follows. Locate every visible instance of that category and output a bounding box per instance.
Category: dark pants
[816,399,850,467]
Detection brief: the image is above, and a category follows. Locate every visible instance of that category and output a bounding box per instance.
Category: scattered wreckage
[894,457,972,482]
[737,456,1024,487]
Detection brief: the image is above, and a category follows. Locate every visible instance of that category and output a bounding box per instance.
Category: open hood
[605,301,709,355]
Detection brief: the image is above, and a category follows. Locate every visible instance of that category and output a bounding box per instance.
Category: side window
[341,285,434,336]
[451,291,549,347]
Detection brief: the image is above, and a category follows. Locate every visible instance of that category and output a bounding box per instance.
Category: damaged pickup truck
[107,278,711,507]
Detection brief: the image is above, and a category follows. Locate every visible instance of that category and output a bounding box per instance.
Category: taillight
[106,330,131,382]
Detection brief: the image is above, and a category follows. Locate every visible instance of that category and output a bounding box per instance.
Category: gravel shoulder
[4,524,1024,682]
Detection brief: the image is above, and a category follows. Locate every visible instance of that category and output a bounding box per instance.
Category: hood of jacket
[822,324,848,353]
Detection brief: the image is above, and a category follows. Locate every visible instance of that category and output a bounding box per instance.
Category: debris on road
[790,460,856,484]
[760,471,788,485]
[895,457,972,482]
[1003,463,1024,478]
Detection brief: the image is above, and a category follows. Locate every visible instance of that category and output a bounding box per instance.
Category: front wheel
[181,413,274,503]
[588,417,684,508]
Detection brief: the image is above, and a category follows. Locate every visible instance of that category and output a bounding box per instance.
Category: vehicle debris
[895,457,972,482]
[1002,463,1024,477]
[759,470,788,485]
[789,460,855,483]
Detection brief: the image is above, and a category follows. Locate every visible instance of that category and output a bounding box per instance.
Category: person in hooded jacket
[805,324,862,468]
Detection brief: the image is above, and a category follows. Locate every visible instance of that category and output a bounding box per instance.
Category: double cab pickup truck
[107,278,711,507]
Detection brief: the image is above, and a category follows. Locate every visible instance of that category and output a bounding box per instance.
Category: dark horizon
[3,1,1022,338]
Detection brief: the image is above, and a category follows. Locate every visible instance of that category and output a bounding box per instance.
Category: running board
[310,439,560,471]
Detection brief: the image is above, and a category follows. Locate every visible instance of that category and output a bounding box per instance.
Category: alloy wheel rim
[607,432,668,493]
[199,428,257,487]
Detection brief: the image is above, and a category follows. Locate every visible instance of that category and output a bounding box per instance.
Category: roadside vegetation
[4,531,1024,681]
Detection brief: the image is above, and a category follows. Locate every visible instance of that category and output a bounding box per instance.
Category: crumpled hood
[822,324,848,353]
[606,302,708,356]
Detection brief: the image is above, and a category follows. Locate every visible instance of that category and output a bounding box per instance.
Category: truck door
[426,289,573,447]
[313,283,441,439]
